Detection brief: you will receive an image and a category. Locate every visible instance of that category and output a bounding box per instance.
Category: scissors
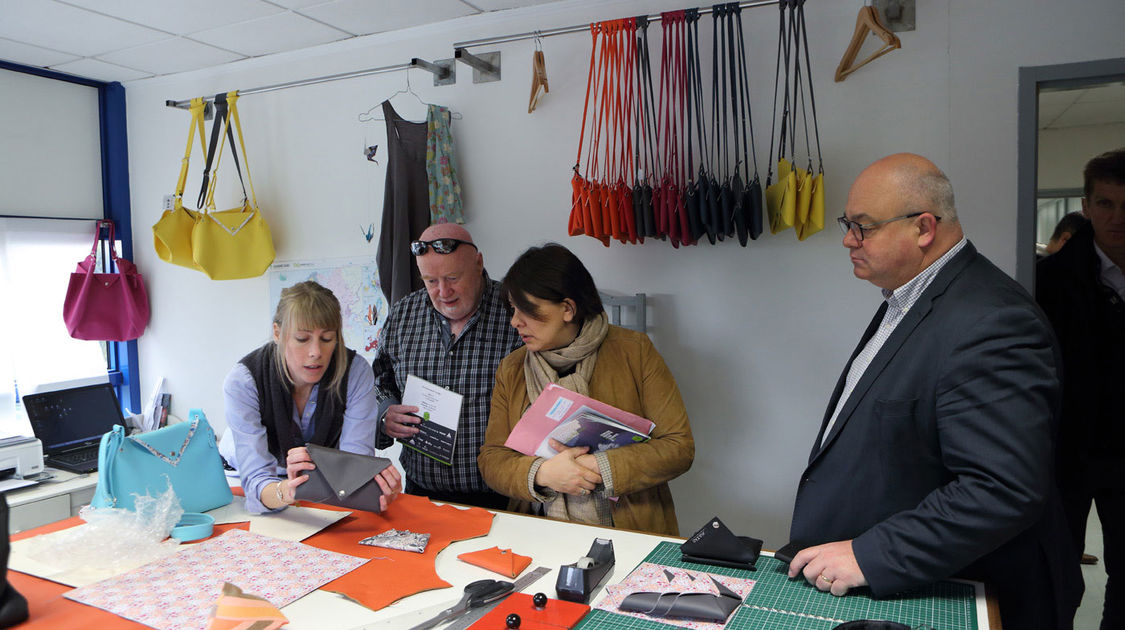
[408,579,514,630]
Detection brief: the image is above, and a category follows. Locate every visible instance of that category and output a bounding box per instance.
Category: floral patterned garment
[425,104,464,224]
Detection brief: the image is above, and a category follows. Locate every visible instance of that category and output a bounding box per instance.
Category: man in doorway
[372,223,522,509]
[1037,148,1125,629]
[1045,211,1090,257]
[788,153,1081,629]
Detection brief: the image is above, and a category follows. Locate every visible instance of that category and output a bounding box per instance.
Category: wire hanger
[528,31,550,114]
[834,3,901,82]
[358,69,462,122]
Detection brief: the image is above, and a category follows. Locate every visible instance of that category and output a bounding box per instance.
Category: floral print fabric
[425,104,464,224]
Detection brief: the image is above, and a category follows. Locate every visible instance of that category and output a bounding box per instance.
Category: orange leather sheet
[457,546,532,578]
[301,493,494,610]
[468,593,589,629]
[7,492,494,628]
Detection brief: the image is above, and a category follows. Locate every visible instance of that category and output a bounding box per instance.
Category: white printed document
[400,374,463,466]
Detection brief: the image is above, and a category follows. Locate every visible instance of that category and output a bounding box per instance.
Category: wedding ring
[818,574,834,584]
[579,488,589,496]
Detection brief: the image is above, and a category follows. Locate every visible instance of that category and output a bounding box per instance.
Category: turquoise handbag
[91,410,233,513]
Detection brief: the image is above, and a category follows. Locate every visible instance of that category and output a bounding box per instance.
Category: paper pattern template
[205,495,351,541]
[64,529,367,630]
[595,562,756,630]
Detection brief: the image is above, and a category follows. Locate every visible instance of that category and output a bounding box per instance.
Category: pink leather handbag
[63,220,150,341]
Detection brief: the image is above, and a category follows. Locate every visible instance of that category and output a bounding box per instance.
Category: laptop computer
[24,382,124,474]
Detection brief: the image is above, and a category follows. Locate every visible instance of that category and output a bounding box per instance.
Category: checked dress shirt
[372,274,523,494]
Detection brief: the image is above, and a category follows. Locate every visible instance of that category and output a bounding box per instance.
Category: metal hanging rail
[164,58,452,110]
[164,0,782,109]
[452,0,780,50]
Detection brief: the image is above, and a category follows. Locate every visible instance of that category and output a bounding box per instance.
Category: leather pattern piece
[305,493,494,611]
[457,547,532,579]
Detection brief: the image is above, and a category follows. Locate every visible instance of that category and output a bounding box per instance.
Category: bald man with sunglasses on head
[371,224,522,509]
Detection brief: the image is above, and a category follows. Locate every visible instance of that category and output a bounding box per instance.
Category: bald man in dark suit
[787,154,1082,629]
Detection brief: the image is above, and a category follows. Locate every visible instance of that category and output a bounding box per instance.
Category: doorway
[1015,56,1125,288]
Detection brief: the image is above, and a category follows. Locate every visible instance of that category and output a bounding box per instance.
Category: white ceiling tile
[268,0,334,8]
[0,0,167,57]
[300,0,477,36]
[97,38,244,75]
[468,0,558,11]
[190,12,350,57]
[61,0,284,37]
[0,37,81,68]
[1075,82,1125,103]
[1054,100,1125,128]
[49,57,153,82]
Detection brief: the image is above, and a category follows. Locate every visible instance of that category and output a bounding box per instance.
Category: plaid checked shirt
[372,275,523,493]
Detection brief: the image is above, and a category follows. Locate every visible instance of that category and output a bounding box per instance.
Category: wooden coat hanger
[528,33,549,114]
[834,5,901,82]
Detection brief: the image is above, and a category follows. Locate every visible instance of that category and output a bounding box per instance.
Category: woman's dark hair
[501,243,603,323]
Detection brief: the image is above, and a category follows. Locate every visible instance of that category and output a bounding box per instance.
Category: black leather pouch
[680,516,763,570]
[293,444,392,513]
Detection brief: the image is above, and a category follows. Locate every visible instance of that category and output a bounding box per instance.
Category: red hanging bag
[63,220,150,342]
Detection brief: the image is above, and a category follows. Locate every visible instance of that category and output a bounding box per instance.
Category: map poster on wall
[269,257,389,363]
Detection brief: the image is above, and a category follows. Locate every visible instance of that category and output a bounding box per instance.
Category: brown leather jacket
[479,325,694,536]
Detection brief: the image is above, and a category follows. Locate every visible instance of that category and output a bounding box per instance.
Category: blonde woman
[223,281,400,513]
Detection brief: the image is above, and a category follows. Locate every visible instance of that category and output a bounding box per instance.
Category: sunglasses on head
[409,238,478,256]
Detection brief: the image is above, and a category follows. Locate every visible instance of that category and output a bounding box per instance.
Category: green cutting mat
[574,542,978,630]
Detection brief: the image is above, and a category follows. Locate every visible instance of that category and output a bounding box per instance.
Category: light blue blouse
[222,354,378,513]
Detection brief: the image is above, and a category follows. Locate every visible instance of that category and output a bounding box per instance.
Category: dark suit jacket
[1036,223,1125,487]
[790,242,1081,629]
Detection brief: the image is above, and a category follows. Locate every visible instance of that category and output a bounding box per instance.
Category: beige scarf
[523,312,611,526]
[523,312,609,402]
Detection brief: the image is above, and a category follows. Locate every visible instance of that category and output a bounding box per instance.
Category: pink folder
[504,383,656,456]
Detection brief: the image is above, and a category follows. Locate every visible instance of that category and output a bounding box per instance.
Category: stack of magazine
[505,384,656,458]
[534,406,650,457]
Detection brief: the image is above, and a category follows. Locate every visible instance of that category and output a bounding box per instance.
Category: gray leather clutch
[293,444,392,513]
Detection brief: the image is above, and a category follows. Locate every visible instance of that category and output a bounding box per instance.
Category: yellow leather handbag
[152,97,205,270]
[796,169,825,241]
[766,157,796,234]
[191,92,275,280]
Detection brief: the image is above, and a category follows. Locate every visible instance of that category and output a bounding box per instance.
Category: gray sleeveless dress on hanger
[376,100,429,305]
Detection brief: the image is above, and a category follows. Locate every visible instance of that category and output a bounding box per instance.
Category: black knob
[532,592,547,608]
[506,612,521,628]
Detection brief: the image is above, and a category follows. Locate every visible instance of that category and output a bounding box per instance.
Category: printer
[0,436,44,480]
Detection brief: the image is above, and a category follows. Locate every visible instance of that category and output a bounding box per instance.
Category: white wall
[120,0,1125,546]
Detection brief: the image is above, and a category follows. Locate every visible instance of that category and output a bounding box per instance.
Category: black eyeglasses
[836,212,939,241]
[409,238,478,256]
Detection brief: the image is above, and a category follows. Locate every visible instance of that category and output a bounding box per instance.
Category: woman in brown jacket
[478,243,694,536]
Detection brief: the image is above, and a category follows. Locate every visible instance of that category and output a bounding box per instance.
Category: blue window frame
[1,60,139,414]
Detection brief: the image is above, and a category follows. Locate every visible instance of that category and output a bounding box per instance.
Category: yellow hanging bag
[797,169,825,241]
[191,92,275,280]
[152,97,206,270]
[766,158,796,234]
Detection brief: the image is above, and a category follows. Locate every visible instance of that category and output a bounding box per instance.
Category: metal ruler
[444,565,553,630]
